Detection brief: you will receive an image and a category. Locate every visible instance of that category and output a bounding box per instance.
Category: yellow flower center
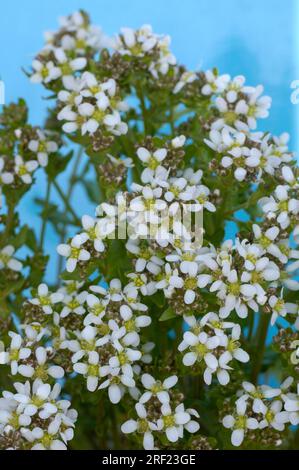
[18,165,28,176]
[228,282,240,296]
[224,111,237,125]
[88,364,99,376]
[163,415,175,428]
[61,63,72,76]
[184,277,197,290]
[235,415,246,429]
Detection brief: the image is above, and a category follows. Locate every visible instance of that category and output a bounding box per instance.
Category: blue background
[0,0,298,284]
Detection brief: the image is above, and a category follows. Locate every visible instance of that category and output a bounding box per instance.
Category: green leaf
[159,307,176,322]
[46,150,73,180]
[13,225,29,249]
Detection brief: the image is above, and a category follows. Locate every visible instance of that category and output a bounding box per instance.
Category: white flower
[139,374,178,404]
[61,290,87,318]
[201,70,230,96]
[98,364,136,404]
[121,402,157,450]
[268,294,293,325]
[30,59,61,84]
[260,185,299,229]
[83,293,107,326]
[222,399,259,447]
[0,157,14,185]
[119,304,151,346]
[30,283,63,314]
[251,224,282,259]
[281,165,298,187]
[91,278,123,302]
[54,47,87,77]
[18,346,64,381]
[173,71,197,94]
[280,384,299,426]
[81,215,105,252]
[137,147,167,183]
[28,130,58,167]
[257,400,285,431]
[197,241,281,319]
[73,351,101,392]
[0,332,31,375]
[57,234,91,272]
[290,340,299,365]
[126,239,164,275]
[51,10,105,54]
[0,245,22,271]
[171,135,186,148]
[116,25,157,57]
[156,402,199,442]
[14,155,38,184]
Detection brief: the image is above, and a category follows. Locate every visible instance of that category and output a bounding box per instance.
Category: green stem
[247,311,255,342]
[1,200,16,243]
[39,179,51,249]
[53,180,79,224]
[251,313,270,384]
[169,100,175,136]
[136,85,150,135]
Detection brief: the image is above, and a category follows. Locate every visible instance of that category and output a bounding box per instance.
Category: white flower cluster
[259,184,299,231]
[19,280,152,402]
[179,312,249,385]
[205,128,294,182]
[0,129,58,190]
[114,24,176,78]
[12,280,201,449]
[121,373,199,449]
[30,10,106,86]
[195,238,298,319]
[0,331,64,381]
[57,72,128,136]
[205,74,271,132]
[0,379,77,450]
[31,49,87,86]
[140,233,294,316]
[222,378,297,447]
[44,10,106,55]
[14,11,299,450]
[68,280,153,399]
[57,136,216,273]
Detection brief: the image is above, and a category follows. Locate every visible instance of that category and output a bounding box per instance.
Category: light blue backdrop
[0,0,298,284]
